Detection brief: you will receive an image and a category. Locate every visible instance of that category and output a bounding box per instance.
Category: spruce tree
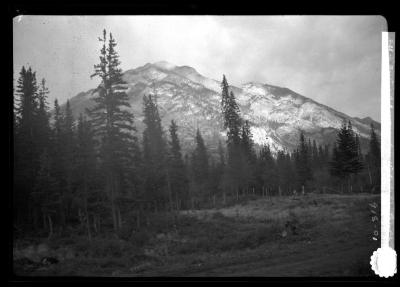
[191,129,209,201]
[312,139,319,169]
[258,144,278,195]
[14,66,40,226]
[36,79,51,155]
[220,75,243,197]
[87,29,137,232]
[75,114,99,239]
[330,121,363,192]
[240,120,256,191]
[318,144,325,168]
[51,98,67,226]
[142,94,167,209]
[296,131,312,190]
[62,100,76,224]
[168,120,189,210]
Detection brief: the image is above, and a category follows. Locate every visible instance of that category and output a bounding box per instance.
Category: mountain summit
[66,61,380,155]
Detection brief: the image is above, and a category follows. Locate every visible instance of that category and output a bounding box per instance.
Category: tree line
[13,29,381,239]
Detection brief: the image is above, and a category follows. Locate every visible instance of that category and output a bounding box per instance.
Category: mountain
[65,61,380,156]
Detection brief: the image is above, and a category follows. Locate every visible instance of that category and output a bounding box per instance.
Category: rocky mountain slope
[66,61,380,155]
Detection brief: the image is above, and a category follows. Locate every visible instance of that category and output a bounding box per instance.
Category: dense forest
[13,29,381,240]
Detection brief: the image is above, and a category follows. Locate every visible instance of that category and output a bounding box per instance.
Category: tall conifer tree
[87,29,137,232]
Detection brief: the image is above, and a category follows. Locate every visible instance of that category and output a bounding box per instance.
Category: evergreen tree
[74,114,99,239]
[330,121,363,192]
[168,120,189,210]
[191,129,209,201]
[296,131,312,190]
[142,94,167,209]
[311,139,319,168]
[258,144,278,195]
[87,29,137,232]
[220,75,243,197]
[14,66,40,226]
[240,120,257,191]
[62,100,76,224]
[32,150,59,236]
[32,79,53,230]
[51,99,67,226]
[35,79,51,155]
[212,140,225,202]
[318,144,324,168]
[276,150,287,194]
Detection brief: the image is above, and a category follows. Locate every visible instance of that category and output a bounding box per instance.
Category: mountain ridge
[64,61,380,155]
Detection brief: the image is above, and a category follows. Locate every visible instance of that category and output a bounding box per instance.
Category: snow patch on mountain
[66,61,380,156]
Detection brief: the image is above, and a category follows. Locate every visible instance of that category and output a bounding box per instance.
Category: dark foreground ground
[13,193,380,277]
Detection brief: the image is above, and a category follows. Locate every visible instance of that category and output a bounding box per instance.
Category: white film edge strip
[370,31,396,278]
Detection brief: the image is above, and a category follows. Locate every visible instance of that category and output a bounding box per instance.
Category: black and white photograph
[12,15,393,278]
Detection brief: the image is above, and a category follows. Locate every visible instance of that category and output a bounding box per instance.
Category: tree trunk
[213,195,216,207]
[47,215,53,239]
[108,170,118,233]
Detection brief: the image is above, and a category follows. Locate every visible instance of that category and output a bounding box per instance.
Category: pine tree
[62,100,76,224]
[168,120,189,210]
[330,120,363,192]
[220,75,243,197]
[31,78,53,230]
[14,66,40,226]
[318,144,324,168]
[258,144,278,195]
[191,129,209,201]
[74,114,99,239]
[296,131,312,190]
[312,139,319,169]
[276,150,286,194]
[51,98,67,226]
[142,94,167,210]
[32,150,59,237]
[87,29,137,232]
[36,79,51,155]
[240,120,256,191]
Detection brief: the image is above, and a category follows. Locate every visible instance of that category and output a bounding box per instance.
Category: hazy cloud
[13,15,386,121]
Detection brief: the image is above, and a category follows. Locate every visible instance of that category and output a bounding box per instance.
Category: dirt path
[135,229,377,277]
[184,243,373,277]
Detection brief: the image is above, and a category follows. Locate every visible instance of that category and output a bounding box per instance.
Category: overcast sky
[13,16,386,121]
